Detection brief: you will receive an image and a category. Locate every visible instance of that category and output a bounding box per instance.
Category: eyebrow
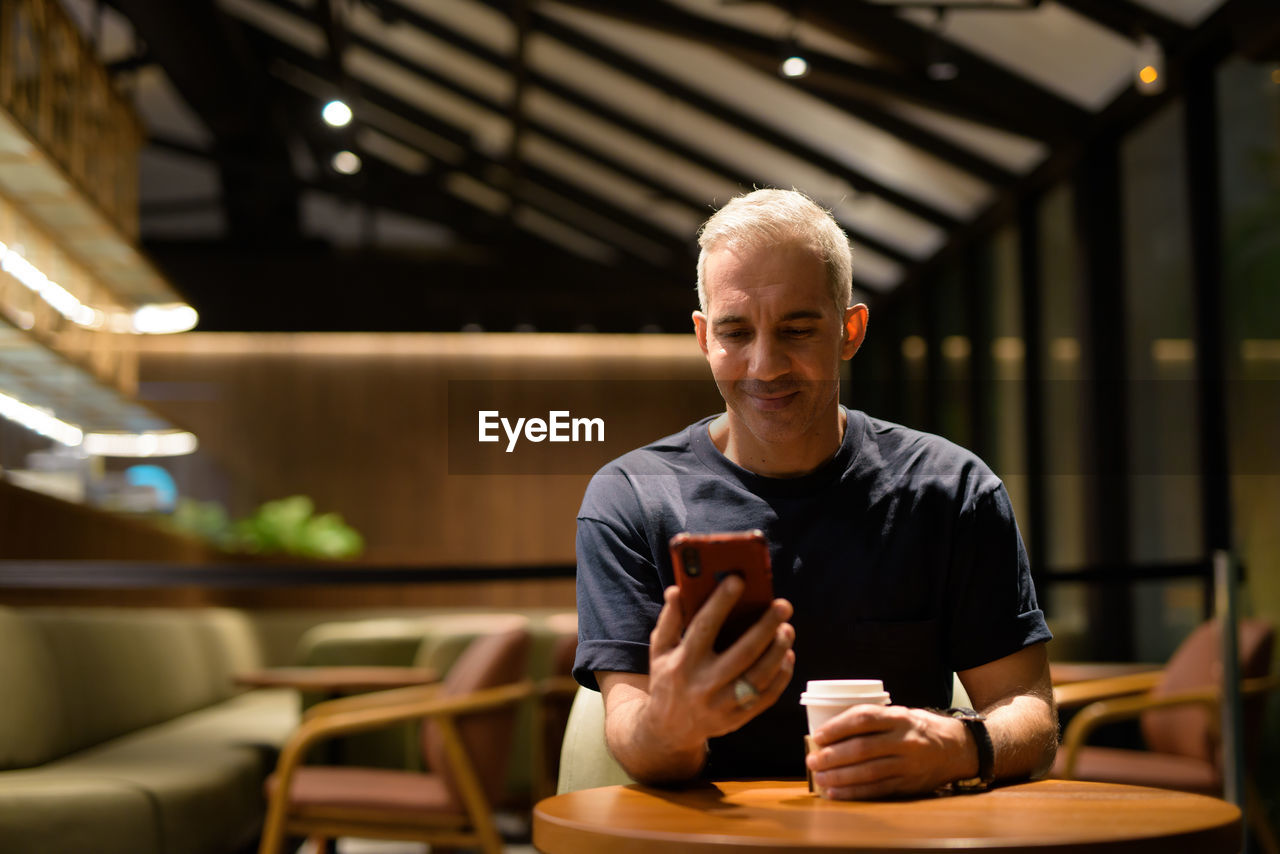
[711,309,825,327]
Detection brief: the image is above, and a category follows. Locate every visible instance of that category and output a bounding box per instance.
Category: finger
[723,646,794,722]
[681,574,744,655]
[649,586,685,655]
[821,767,908,801]
[739,621,795,691]
[812,705,898,747]
[806,730,898,771]
[712,598,793,681]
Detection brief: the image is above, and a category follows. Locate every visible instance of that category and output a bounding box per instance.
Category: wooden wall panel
[129,333,721,567]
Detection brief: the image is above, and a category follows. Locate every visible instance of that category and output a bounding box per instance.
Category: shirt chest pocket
[851,619,952,709]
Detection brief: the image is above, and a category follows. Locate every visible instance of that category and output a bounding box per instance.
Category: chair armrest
[537,675,582,700]
[270,680,536,798]
[303,683,444,721]
[1053,670,1165,709]
[1242,675,1280,697]
[1058,687,1219,778]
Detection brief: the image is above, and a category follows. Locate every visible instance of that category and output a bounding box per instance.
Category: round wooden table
[533,779,1241,853]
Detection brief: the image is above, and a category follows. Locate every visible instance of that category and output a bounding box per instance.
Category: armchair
[258,626,533,854]
[1052,618,1278,854]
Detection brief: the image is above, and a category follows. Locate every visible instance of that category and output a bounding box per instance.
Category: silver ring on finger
[733,677,760,710]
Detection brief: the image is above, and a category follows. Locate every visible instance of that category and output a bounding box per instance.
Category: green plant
[164,495,364,559]
[231,495,364,559]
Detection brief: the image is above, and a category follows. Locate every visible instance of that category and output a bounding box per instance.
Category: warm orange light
[1139,65,1159,85]
[1272,68,1280,85]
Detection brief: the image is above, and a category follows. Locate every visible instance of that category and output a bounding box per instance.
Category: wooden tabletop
[533,779,1241,853]
[1050,662,1163,685]
[233,666,439,693]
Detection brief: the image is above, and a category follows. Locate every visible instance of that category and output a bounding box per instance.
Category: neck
[710,405,847,478]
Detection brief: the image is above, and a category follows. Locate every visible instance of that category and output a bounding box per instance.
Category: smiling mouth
[746,390,800,411]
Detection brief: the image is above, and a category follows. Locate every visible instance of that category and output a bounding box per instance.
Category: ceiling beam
[522,7,963,230]
[240,16,695,270]
[352,0,919,266]
[540,0,1060,142]
[1052,0,1187,44]
[726,50,1020,186]
[544,0,1083,142]
[109,0,301,244]
[799,0,1091,139]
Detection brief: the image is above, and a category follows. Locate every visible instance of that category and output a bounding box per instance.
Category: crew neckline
[689,406,864,497]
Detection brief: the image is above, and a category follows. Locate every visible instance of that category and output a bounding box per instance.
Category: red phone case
[669,530,773,650]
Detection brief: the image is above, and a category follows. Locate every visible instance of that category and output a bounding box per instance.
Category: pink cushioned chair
[1053,618,1278,854]
[258,626,533,854]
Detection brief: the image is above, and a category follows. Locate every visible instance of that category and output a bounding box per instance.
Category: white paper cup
[800,680,891,733]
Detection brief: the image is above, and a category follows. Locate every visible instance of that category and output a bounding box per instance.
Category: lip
[746,390,800,411]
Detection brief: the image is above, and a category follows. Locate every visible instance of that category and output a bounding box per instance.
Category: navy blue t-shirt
[574,407,1051,779]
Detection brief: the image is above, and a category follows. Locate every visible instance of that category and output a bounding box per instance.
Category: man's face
[694,240,863,450]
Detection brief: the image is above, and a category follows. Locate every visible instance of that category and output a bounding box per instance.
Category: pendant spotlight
[331,150,362,175]
[322,99,353,127]
[1134,34,1164,95]
[780,55,809,79]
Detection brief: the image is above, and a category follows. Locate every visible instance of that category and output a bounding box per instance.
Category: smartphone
[669,530,774,651]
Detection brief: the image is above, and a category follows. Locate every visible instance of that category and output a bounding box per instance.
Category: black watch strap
[946,707,994,792]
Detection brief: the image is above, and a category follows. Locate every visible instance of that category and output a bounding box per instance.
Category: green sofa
[0,604,578,854]
[0,605,298,854]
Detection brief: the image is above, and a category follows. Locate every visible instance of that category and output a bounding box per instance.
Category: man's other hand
[805,705,972,799]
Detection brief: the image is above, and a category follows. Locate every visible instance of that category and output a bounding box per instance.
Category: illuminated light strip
[0,390,84,446]
[83,431,199,457]
[0,241,198,334]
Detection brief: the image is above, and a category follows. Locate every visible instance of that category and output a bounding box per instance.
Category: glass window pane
[1120,98,1203,565]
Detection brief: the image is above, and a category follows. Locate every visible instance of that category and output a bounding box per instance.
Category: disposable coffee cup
[802,680,892,795]
[800,679,891,734]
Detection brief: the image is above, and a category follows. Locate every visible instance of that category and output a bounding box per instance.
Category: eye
[719,328,749,340]
[781,327,816,338]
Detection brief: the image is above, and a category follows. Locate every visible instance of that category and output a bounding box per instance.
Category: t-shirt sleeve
[573,472,666,690]
[945,480,1052,673]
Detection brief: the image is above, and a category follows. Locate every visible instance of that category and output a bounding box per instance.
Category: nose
[747,336,788,381]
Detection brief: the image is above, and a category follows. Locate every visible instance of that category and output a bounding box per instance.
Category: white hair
[695,188,853,312]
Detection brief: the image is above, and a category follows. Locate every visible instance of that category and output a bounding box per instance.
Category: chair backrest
[1142,618,1275,764]
[421,626,532,808]
[556,686,636,794]
[542,631,579,784]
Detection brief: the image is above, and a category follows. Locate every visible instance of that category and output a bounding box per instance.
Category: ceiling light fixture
[0,241,198,334]
[1134,34,1164,95]
[0,390,83,446]
[780,55,809,79]
[83,430,199,457]
[322,99,353,127]
[331,150,362,175]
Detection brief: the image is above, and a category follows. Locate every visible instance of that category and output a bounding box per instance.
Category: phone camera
[683,548,701,577]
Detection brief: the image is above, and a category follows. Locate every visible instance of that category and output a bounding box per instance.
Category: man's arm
[806,642,1056,799]
[598,576,796,784]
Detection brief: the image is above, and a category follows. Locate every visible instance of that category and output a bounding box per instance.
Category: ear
[840,304,868,360]
[692,310,710,357]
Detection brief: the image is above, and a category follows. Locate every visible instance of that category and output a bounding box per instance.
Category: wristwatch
[945,707,994,793]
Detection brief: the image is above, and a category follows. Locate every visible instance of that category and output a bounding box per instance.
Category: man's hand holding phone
[647,574,796,741]
[597,531,795,783]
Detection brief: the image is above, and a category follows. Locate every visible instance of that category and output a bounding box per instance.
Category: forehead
[703,240,829,315]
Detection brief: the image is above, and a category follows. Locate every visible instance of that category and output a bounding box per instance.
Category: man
[573,189,1056,798]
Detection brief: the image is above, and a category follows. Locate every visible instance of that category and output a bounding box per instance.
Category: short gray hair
[695,188,853,313]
